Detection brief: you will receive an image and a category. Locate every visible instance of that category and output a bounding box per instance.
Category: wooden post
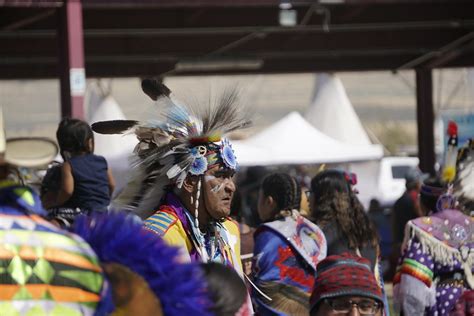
[415,69,436,175]
[58,0,85,119]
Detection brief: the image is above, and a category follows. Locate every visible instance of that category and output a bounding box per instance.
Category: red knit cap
[310,252,384,311]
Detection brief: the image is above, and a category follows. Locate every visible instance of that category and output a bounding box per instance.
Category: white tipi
[305,73,374,146]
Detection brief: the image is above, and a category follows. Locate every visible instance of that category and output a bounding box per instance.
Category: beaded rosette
[188,139,237,176]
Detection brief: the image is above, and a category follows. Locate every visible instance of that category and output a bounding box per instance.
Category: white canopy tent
[232,112,383,166]
[231,141,274,167]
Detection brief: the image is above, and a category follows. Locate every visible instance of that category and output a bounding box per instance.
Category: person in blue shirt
[42,118,115,226]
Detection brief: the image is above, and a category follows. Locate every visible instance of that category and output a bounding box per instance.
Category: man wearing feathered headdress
[92,79,251,275]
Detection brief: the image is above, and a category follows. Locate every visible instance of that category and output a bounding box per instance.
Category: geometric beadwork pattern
[12,286,33,300]
[8,256,33,285]
[33,258,55,284]
[0,302,19,316]
[58,270,103,293]
[0,183,107,315]
[0,301,91,316]
[0,213,105,315]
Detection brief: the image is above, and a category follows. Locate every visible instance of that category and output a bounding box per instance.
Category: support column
[58,0,85,119]
[415,69,435,175]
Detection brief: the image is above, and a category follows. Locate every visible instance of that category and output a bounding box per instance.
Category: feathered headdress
[435,121,460,212]
[92,79,251,218]
[442,121,458,183]
[73,211,212,316]
[453,139,474,215]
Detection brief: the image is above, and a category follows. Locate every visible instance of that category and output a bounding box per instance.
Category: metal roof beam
[424,38,474,68]
[0,0,62,8]
[2,53,474,79]
[2,19,474,38]
[2,8,55,30]
[396,31,474,70]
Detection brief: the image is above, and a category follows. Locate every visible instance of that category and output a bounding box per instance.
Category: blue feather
[73,211,213,316]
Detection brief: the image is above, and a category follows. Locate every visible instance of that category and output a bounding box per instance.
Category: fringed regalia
[393,210,473,315]
[394,135,474,316]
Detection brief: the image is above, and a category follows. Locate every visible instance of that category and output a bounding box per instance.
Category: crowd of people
[0,80,472,316]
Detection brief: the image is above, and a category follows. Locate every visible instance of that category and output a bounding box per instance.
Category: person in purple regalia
[393,129,473,315]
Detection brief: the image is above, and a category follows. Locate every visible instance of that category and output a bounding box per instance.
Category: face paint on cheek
[204,175,216,181]
[204,175,224,193]
[211,183,224,193]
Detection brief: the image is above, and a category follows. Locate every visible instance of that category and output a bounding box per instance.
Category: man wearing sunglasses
[310,253,384,316]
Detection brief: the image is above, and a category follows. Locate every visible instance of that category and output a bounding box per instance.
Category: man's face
[202,165,236,220]
[312,296,382,316]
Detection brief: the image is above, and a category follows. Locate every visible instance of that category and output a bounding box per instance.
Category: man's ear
[182,175,197,194]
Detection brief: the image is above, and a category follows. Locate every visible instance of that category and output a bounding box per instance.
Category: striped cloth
[144,211,178,236]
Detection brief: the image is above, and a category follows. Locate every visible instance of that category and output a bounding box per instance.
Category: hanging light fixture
[279,0,297,26]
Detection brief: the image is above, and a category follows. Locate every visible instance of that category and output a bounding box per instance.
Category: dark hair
[40,163,62,198]
[56,118,94,157]
[200,262,247,316]
[406,180,419,191]
[420,178,444,213]
[261,173,301,217]
[310,169,378,249]
[368,198,381,213]
[230,189,243,222]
